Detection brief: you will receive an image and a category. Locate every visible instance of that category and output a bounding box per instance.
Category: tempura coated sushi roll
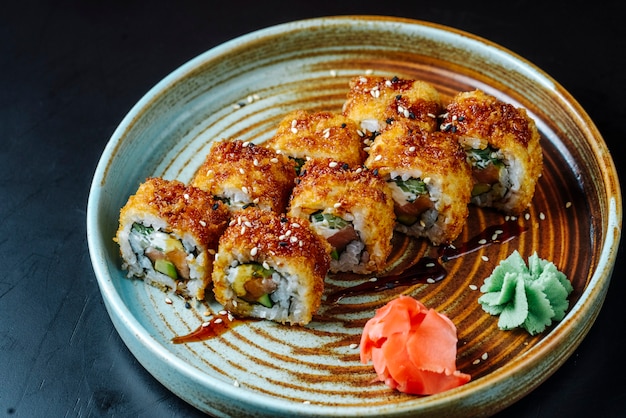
[191,139,296,213]
[365,122,473,245]
[288,159,395,274]
[264,109,367,172]
[212,207,331,326]
[442,90,543,214]
[342,75,442,141]
[114,177,230,300]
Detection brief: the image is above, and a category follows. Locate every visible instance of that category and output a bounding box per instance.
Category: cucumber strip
[310,211,350,229]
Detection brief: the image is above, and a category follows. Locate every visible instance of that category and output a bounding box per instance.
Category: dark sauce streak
[440,221,527,261]
[326,257,446,303]
[171,312,241,344]
[327,220,526,303]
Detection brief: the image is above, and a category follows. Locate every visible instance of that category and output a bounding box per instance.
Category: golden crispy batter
[265,109,367,167]
[288,158,395,273]
[212,207,331,325]
[365,121,469,178]
[443,90,543,213]
[191,139,296,213]
[343,75,441,136]
[116,177,230,249]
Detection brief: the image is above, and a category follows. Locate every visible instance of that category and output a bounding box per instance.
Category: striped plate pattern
[88,16,621,417]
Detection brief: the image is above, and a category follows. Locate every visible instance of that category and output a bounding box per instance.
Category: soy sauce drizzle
[440,221,527,261]
[326,257,446,303]
[172,312,240,344]
[326,220,526,303]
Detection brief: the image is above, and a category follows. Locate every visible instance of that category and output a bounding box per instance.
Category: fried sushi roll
[442,90,543,214]
[288,159,395,274]
[364,123,473,245]
[114,177,230,300]
[264,109,367,173]
[342,75,442,142]
[191,139,296,213]
[212,207,331,326]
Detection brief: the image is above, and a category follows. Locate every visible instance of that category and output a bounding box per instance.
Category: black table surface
[2,1,624,417]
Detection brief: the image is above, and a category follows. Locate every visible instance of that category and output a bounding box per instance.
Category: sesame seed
[329,69,337,77]
[291,222,301,228]
[357,129,365,137]
[333,202,342,208]
[165,297,173,304]
[385,80,392,87]
[247,95,254,103]
[427,113,436,118]
[349,343,359,349]
[253,159,259,166]
[244,221,253,228]
[329,161,338,168]
[491,233,498,241]
[408,146,416,152]
[478,239,487,245]
[290,127,298,134]
[290,236,298,243]
[423,177,431,184]
[469,284,478,291]
[495,229,503,235]
[303,401,311,405]
[240,226,246,235]
[199,220,207,227]
[510,215,517,221]
[204,311,211,316]
[219,310,227,315]
[397,105,404,113]
[374,154,382,161]
[426,262,435,268]
[566,201,572,208]
[233,380,240,388]
[262,261,270,269]
[201,321,211,328]
[253,94,261,100]
[473,359,481,365]
[291,119,297,127]
[524,213,530,220]
[365,69,373,75]
[183,193,190,200]
[426,278,435,284]
[242,141,250,147]
[539,212,546,220]
[232,103,242,110]
[270,157,279,163]
[239,168,245,175]
[481,255,489,261]
[250,247,258,256]
[214,318,223,324]
[355,167,363,174]
[481,352,488,360]
[241,186,248,194]
[505,215,510,221]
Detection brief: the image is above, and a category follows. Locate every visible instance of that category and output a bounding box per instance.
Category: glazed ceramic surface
[87,16,622,417]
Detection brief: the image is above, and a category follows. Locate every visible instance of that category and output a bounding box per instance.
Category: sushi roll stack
[114,177,230,300]
[212,207,331,325]
[288,158,395,274]
[441,90,543,214]
[191,139,296,213]
[342,75,442,144]
[365,122,473,246]
[264,109,367,172]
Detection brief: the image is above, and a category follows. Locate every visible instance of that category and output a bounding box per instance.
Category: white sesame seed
[242,141,250,147]
[491,233,498,241]
[426,278,436,284]
[423,177,431,184]
[214,318,223,324]
[566,201,572,208]
[374,154,382,161]
[290,236,298,243]
[328,161,338,168]
[385,80,392,87]
[241,186,248,194]
[239,168,245,175]
[270,157,279,163]
[291,222,301,228]
[495,229,503,235]
[539,212,546,220]
[290,127,298,134]
[232,103,242,110]
[244,221,253,228]
[473,359,481,365]
[329,69,337,77]
[349,343,359,349]
[408,146,416,152]
[219,310,227,315]
[250,247,258,256]
[201,321,211,328]
[233,380,240,387]
[253,159,259,166]
[481,255,489,262]
[357,129,365,137]
[469,284,478,291]
[253,198,260,204]
[240,226,246,235]
[510,215,517,221]
[481,352,488,360]
[262,261,270,270]
[427,113,436,118]
[303,401,311,405]
[247,95,254,103]
[505,215,510,221]
[203,311,211,316]
[333,202,342,208]
[369,277,378,282]
[359,76,368,83]
[253,94,260,100]
[228,312,234,321]
[165,297,173,304]
[365,69,373,75]
[426,262,435,268]
[291,119,297,127]
[183,193,190,200]
[397,105,404,113]
[478,239,487,245]
[199,220,207,227]
[524,213,530,220]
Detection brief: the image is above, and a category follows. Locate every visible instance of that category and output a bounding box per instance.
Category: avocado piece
[256,293,273,308]
[155,259,178,279]
[396,214,418,226]
[472,183,492,196]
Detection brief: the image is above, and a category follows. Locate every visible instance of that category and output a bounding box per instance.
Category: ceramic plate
[87,16,622,417]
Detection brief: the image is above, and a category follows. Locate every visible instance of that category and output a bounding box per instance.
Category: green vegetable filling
[390,178,428,203]
[231,263,276,308]
[466,145,503,170]
[310,211,350,229]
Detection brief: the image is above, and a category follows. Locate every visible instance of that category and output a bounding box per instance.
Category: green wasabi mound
[478,250,573,335]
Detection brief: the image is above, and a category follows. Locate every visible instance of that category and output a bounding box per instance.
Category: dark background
[2,0,624,416]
